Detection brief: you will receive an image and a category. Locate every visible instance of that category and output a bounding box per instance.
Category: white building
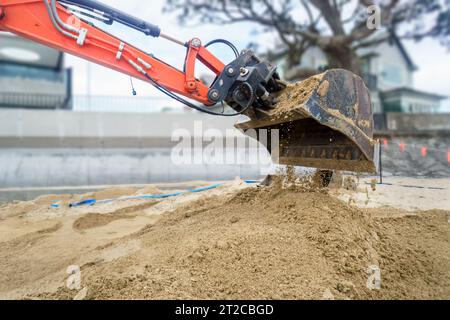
[271,33,446,114]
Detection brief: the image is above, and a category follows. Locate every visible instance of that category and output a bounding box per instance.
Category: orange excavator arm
[0,0,229,106]
[0,0,285,117]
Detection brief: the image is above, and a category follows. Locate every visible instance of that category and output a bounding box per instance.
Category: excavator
[0,0,379,179]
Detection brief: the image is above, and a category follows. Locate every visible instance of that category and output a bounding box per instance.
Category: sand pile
[273,75,322,119]
[26,175,449,300]
[0,175,449,300]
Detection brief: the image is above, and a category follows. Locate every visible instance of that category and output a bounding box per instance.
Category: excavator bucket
[236,69,379,173]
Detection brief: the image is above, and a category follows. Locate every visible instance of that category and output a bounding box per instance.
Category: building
[270,32,446,114]
[0,32,72,110]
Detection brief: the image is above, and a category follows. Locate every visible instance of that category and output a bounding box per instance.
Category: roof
[381,87,447,101]
[389,33,418,72]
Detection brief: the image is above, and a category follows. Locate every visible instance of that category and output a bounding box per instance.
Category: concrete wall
[382,113,450,133]
[1,109,449,189]
[0,109,271,188]
[0,148,268,188]
[0,109,244,147]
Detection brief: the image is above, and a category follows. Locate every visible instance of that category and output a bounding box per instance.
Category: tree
[164,0,450,77]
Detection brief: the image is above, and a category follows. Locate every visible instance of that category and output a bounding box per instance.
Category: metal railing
[0,68,73,109]
[72,95,180,113]
[0,92,71,109]
[0,93,178,112]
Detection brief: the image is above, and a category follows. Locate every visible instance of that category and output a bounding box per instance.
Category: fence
[378,136,450,178]
[0,68,72,109]
[0,92,70,109]
[73,95,179,113]
[0,94,194,113]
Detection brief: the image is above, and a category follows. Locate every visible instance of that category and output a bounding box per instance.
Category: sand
[0,176,449,300]
[273,74,323,119]
[335,176,450,211]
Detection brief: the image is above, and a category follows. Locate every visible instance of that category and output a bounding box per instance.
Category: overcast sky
[65,0,450,111]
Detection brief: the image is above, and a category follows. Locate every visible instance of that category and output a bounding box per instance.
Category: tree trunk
[322,44,362,75]
[285,47,303,70]
[281,43,363,81]
[282,47,314,81]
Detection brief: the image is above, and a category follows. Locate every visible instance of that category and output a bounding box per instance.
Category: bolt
[186,81,196,91]
[191,38,201,48]
[227,67,235,75]
[240,68,249,76]
[209,90,220,101]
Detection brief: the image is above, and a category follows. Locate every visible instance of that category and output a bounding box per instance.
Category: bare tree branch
[164,0,450,74]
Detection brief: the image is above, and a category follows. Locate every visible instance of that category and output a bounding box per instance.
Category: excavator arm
[0,0,379,173]
[0,0,227,106]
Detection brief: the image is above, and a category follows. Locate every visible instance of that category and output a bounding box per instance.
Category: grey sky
[65,0,450,111]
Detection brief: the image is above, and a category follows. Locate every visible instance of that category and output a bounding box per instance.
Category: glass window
[382,65,402,84]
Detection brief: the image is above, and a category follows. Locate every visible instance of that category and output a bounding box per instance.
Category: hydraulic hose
[205,39,239,58]
[59,0,161,37]
[143,73,252,117]
[50,0,80,34]
[42,0,78,40]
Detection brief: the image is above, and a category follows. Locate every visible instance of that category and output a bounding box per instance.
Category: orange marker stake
[399,143,406,153]
[383,139,388,146]
[421,147,427,158]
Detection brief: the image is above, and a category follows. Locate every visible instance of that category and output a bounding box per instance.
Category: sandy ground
[336,176,450,211]
[0,175,449,300]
